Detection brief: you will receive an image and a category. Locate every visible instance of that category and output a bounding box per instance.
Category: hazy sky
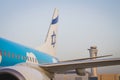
[0,0,120,73]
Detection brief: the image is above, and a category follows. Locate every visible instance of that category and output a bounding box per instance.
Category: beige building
[98,74,120,80]
[55,74,120,80]
[55,73,89,80]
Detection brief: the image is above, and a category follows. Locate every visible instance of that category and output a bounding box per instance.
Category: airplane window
[16,55,20,59]
[15,55,18,59]
[18,55,20,59]
[23,56,27,60]
[12,53,14,58]
[21,56,23,60]
[4,51,6,56]
[0,50,1,55]
[8,52,10,58]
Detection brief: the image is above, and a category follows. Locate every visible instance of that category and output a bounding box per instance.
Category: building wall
[54,73,89,80]
[55,73,120,80]
[98,74,120,80]
[115,74,120,80]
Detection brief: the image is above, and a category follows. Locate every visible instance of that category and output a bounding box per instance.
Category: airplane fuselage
[0,38,58,67]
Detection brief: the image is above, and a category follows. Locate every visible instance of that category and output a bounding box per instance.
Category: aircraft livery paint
[0,38,58,66]
[0,51,2,63]
[51,16,58,24]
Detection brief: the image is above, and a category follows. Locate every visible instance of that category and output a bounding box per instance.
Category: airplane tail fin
[36,8,58,57]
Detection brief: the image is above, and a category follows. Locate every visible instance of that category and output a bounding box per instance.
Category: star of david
[51,31,56,47]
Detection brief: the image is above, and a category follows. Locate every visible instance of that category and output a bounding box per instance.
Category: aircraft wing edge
[40,58,120,73]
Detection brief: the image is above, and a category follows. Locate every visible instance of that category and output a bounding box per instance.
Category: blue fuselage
[0,38,58,66]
